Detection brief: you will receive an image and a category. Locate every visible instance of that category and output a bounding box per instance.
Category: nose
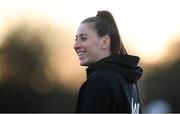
[74,40,81,50]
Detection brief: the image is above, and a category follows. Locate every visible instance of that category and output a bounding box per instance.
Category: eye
[80,37,87,41]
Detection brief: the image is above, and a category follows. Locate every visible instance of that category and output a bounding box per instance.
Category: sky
[0,0,179,64]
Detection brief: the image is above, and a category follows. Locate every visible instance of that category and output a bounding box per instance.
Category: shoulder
[89,69,120,82]
[86,69,123,90]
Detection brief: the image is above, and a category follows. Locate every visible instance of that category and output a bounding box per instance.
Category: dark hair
[81,10,127,55]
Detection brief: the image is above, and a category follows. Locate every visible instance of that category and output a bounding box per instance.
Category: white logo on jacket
[131,98,140,114]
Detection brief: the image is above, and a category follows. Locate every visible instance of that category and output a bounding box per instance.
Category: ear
[100,35,110,50]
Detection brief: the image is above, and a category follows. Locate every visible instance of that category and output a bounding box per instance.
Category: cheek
[86,42,100,56]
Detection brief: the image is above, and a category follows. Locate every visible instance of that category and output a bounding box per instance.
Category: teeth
[77,51,85,56]
[79,52,84,55]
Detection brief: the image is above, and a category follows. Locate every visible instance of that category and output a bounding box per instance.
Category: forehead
[77,23,96,35]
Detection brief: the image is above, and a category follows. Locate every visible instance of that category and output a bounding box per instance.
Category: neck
[94,51,111,63]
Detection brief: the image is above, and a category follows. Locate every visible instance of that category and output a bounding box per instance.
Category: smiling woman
[74,10,143,113]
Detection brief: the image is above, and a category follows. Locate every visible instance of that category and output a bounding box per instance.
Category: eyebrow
[76,33,89,38]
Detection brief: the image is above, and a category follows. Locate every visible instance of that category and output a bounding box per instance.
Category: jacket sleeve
[79,70,124,112]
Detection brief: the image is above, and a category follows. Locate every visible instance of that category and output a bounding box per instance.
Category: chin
[80,61,89,66]
[80,62,87,66]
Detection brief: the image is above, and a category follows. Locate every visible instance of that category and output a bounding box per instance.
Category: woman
[74,10,143,113]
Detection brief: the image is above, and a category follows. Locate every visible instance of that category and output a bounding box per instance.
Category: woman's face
[74,23,104,66]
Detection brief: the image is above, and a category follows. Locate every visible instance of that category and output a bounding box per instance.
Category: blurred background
[0,0,179,112]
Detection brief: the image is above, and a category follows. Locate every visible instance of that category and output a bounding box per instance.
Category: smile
[77,51,86,57]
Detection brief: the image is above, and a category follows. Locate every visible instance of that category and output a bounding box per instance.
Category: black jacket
[75,54,143,113]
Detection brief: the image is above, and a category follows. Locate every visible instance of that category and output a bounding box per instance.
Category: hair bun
[96,10,114,21]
